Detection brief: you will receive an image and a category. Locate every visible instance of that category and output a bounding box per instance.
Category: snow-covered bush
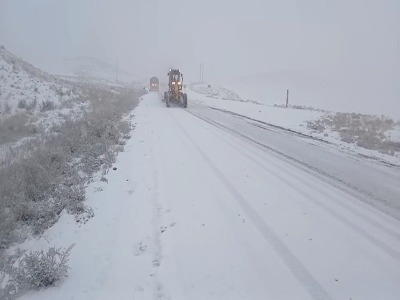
[15,245,74,288]
[0,244,74,299]
[17,100,26,109]
[307,112,400,155]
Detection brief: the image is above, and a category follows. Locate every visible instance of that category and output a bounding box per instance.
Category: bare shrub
[0,114,31,145]
[39,100,55,112]
[59,98,75,109]
[25,99,37,111]
[17,100,27,109]
[52,85,70,97]
[380,141,400,155]
[0,208,16,249]
[4,102,12,114]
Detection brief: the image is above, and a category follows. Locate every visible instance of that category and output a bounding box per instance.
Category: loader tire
[166,94,170,107]
[182,93,187,108]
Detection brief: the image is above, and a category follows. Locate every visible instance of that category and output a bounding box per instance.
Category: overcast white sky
[1,0,399,115]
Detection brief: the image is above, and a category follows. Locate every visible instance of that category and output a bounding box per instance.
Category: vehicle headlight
[178,82,182,85]
[172,82,175,85]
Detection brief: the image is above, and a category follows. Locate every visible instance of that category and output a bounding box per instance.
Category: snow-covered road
[22,92,400,300]
[185,101,400,220]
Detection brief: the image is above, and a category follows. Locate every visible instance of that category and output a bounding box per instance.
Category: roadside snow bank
[188,83,324,135]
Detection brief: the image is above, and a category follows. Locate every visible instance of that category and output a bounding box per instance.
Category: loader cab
[168,69,184,90]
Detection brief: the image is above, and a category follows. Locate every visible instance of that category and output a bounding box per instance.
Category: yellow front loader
[163,69,187,108]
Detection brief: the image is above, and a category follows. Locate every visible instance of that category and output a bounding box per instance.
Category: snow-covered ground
[16,93,400,300]
[2,51,399,299]
[386,126,400,143]
[222,72,400,121]
[188,82,400,166]
[189,82,323,133]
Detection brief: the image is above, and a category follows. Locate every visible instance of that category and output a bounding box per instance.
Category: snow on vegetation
[0,47,143,299]
[190,82,244,102]
[0,46,90,151]
[0,46,79,117]
[307,113,400,156]
[1,245,74,298]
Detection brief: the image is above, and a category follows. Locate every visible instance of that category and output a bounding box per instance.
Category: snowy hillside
[0,46,81,117]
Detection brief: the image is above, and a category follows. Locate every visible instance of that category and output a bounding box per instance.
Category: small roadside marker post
[286,89,289,108]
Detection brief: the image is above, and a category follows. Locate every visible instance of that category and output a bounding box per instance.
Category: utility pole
[116,58,119,82]
[199,63,205,83]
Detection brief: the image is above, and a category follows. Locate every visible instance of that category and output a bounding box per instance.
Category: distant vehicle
[163,69,187,108]
[149,77,159,91]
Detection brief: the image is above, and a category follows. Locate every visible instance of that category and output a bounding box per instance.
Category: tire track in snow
[185,106,400,219]
[185,108,400,243]
[210,105,400,169]
[130,102,168,300]
[150,168,165,300]
[187,110,400,261]
[225,135,400,261]
[147,117,169,300]
[169,112,333,300]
